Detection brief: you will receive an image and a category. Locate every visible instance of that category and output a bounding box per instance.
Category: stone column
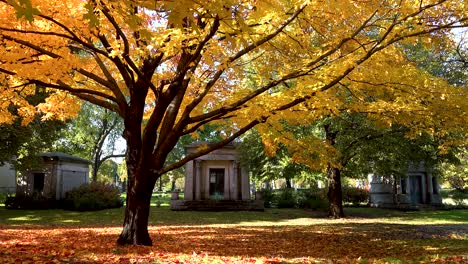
[405,177,411,195]
[426,172,433,203]
[431,176,442,204]
[184,160,194,200]
[195,160,202,200]
[231,162,238,200]
[432,176,439,194]
[241,166,250,200]
[421,174,427,203]
[224,165,230,200]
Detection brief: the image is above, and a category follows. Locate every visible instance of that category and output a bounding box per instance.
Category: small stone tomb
[170,143,264,211]
[16,152,90,200]
[369,162,442,209]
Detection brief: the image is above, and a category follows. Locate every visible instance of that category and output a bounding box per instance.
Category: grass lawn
[0,205,467,263]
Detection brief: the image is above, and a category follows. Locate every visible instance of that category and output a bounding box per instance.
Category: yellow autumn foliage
[0,0,466,172]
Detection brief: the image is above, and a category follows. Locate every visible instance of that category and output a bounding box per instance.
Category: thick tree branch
[100,153,126,162]
[187,10,379,126]
[159,117,263,174]
[91,53,128,115]
[177,3,309,127]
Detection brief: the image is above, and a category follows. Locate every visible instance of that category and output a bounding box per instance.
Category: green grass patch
[119,191,183,207]
[1,205,467,227]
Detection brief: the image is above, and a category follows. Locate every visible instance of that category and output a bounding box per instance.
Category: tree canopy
[1,0,467,245]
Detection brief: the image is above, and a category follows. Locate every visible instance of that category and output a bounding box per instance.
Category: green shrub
[440,189,451,199]
[277,189,297,208]
[0,193,7,205]
[5,193,57,210]
[342,186,369,206]
[259,189,277,208]
[297,189,328,210]
[450,189,467,206]
[63,182,123,211]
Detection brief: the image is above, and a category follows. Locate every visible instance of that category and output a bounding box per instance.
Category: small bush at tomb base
[63,182,123,211]
[342,186,369,206]
[0,193,7,205]
[277,189,297,208]
[260,189,277,208]
[5,193,57,210]
[297,189,328,210]
[450,189,468,207]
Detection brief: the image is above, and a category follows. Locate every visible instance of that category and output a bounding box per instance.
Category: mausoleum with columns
[369,161,442,209]
[170,142,264,211]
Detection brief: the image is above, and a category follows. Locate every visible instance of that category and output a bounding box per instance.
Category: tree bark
[92,158,100,182]
[327,166,344,218]
[117,187,153,246]
[117,151,159,246]
[324,122,344,219]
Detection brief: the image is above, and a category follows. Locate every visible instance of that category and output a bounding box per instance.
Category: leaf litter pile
[1,216,467,263]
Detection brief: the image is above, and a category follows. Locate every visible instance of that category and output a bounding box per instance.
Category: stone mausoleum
[170,143,264,211]
[16,152,90,200]
[369,161,442,209]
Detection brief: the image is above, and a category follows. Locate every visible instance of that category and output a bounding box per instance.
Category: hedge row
[5,182,123,211]
[260,186,369,209]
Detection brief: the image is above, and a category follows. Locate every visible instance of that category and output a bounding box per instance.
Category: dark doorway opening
[209,168,225,199]
[33,173,45,193]
[409,175,423,204]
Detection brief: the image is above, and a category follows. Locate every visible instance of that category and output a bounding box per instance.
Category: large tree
[0,0,466,245]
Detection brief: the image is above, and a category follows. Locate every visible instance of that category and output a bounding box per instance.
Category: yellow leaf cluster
[0,0,466,164]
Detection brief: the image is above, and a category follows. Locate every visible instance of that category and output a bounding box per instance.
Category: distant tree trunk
[92,159,101,182]
[91,114,120,182]
[171,180,176,191]
[327,166,344,218]
[121,179,127,192]
[285,178,292,189]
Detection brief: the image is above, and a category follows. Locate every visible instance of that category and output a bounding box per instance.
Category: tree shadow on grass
[2,207,467,229]
[0,222,466,263]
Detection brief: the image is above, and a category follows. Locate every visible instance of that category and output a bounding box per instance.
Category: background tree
[321,114,451,217]
[97,159,119,184]
[403,36,468,191]
[56,102,125,182]
[239,128,318,190]
[438,148,467,191]
[0,0,466,245]
[0,88,66,170]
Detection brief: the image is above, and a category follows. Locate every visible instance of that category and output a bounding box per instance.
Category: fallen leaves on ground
[0,222,466,263]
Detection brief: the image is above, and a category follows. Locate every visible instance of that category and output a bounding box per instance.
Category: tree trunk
[117,156,158,246]
[92,161,99,182]
[324,122,344,218]
[327,166,344,218]
[117,188,153,246]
